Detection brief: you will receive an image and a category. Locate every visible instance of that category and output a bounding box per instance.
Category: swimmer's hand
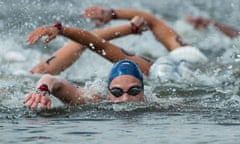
[130,16,149,34]
[27,26,59,44]
[23,91,51,110]
[184,16,211,30]
[82,6,112,27]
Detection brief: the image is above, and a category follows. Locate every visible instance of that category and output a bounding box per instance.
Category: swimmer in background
[29,6,208,77]
[184,16,240,38]
[29,16,149,75]
[28,17,151,75]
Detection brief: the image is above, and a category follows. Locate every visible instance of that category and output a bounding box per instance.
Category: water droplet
[89,43,95,49]
[115,32,120,36]
[102,50,106,56]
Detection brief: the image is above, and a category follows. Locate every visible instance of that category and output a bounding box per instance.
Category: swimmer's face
[108,75,144,102]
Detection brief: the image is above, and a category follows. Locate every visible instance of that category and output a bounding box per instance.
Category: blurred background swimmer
[29,6,208,82]
[184,16,240,38]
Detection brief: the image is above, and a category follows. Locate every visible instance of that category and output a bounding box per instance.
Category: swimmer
[27,19,152,75]
[24,7,214,109]
[23,60,144,109]
[30,16,148,75]
[82,6,208,80]
[184,16,240,38]
[30,6,208,77]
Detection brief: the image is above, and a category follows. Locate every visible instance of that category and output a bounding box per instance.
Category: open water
[0,0,240,143]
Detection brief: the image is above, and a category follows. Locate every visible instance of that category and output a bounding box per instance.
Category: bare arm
[83,6,189,51]
[59,25,152,75]
[23,74,102,109]
[30,41,84,75]
[27,22,152,75]
[185,16,240,38]
[213,22,240,38]
[30,17,148,75]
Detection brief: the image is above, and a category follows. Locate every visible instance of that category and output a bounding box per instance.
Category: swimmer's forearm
[92,23,134,40]
[213,21,240,38]
[114,9,189,50]
[59,25,152,75]
[114,9,158,27]
[36,74,90,104]
[31,24,134,75]
[59,26,112,52]
[30,41,84,75]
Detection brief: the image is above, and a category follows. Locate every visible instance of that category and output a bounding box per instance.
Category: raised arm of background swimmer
[27,16,147,44]
[29,16,148,75]
[82,6,189,51]
[27,20,152,75]
[185,16,240,38]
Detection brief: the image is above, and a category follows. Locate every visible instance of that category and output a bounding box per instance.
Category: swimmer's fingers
[23,92,33,104]
[43,31,57,43]
[130,16,149,34]
[40,94,51,109]
[27,26,58,44]
[184,16,211,29]
[27,27,48,44]
[24,91,51,110]
[24,92,37,109]
[138,20,149,33]
[29,63,47,74]
[46,101,51,110]
[82,6,112,26]
[31,93,41,110]
[184,16,197,24]
[82,6,106,19]
[95,21,105,27]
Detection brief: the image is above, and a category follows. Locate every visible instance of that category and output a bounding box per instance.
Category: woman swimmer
[29,6,208,76]
[23,60,145,109]
[24,7,213,109]
[24,18,151,109]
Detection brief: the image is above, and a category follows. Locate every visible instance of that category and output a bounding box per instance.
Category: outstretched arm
[30,16,148,75]
[83,6,189,51]
[23,74,102,110]
[185,16,240,38]
[30,41,84,75]
[27,21,152,75]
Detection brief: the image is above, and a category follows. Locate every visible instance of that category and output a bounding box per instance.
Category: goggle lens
[109,86,143,97]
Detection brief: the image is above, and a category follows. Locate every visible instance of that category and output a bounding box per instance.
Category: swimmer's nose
[121,94,130,102]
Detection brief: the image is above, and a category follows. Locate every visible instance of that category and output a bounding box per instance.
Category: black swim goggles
[108,85,143,97]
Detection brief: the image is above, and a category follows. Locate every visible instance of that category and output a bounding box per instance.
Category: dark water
[0,0,240,143]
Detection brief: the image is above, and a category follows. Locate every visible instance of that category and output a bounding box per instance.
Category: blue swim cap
[108,60,143,87]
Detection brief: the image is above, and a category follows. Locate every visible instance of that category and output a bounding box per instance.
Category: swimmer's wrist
[130,22,139,34]
[53,22,63,33]
[38,84,51,96]
[110,9,117,19]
